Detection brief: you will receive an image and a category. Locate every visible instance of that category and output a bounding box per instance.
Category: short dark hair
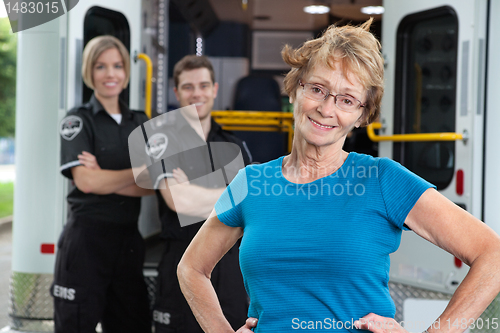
[173,55,216,88]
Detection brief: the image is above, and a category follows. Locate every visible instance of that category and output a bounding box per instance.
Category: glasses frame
[298,80,366,112]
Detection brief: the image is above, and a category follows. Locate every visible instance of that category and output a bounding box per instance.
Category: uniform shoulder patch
[60,115,83,141]
[146,133,169,160]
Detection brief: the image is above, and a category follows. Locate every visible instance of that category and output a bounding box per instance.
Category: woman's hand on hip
[355,313,408,333]
[236,318,258,332]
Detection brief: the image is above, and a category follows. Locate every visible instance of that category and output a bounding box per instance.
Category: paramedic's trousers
[51,217,151,333]
[153,239,248,332]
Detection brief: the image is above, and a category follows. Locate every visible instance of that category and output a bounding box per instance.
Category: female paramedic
[53,35,153,333]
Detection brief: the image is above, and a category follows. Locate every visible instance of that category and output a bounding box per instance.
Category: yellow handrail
[366,122,464,142]
[135,53,153,119]
[212,111,294,152]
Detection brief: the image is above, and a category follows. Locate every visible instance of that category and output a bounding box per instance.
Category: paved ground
[0,220,12,329]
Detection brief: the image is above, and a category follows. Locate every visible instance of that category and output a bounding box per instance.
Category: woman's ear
[354,111,368,128]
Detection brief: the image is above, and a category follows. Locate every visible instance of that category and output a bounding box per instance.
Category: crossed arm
[72,149,225,212]
[177,188,500,333]
[71,151,154,197]
[158,167,225,218]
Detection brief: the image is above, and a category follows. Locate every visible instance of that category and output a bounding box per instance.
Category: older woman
[54,36,153,333]
[177,20,500,333]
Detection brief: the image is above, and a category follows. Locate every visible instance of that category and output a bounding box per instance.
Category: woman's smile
[308,117,337,130]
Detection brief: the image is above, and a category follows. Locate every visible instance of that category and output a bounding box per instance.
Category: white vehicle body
[7,0,500,331]
[381,0,500,331]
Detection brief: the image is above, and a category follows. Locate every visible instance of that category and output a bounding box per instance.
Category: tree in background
[0,18,16,137]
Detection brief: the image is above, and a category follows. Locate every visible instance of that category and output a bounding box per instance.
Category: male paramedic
[149,55,252,333]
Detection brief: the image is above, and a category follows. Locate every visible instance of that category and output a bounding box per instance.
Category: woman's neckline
[278,152,354,185]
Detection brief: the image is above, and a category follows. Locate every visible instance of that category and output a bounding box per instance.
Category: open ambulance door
[378,0,498,330]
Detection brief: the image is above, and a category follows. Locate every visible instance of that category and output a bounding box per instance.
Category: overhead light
[361,6,385,15]
[304,5,330,15]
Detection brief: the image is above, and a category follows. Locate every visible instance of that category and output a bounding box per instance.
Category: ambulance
[7,0,500,331]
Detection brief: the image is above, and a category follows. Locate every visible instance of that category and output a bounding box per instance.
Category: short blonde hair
[81,35,130,90]
[282,18,384,126]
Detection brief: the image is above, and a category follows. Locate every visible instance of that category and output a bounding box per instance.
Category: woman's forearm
[177,261,235,333]
[427,250,500,333]
[177,213,246,332]
[356,251,500,333]
[406,190,500,333]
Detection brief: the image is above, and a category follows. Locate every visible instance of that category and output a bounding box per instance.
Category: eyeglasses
[298,80,365,112]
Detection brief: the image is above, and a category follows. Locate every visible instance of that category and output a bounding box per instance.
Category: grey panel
[138,195,161,238]
[74,39,83,108]
[477,39,485,115]
[461,41,470,116]
[59,37,66,110]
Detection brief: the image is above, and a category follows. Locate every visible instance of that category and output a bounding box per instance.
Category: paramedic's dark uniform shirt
[149,114,252,240]
[144,112,251,332]
[59,94,149,224]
